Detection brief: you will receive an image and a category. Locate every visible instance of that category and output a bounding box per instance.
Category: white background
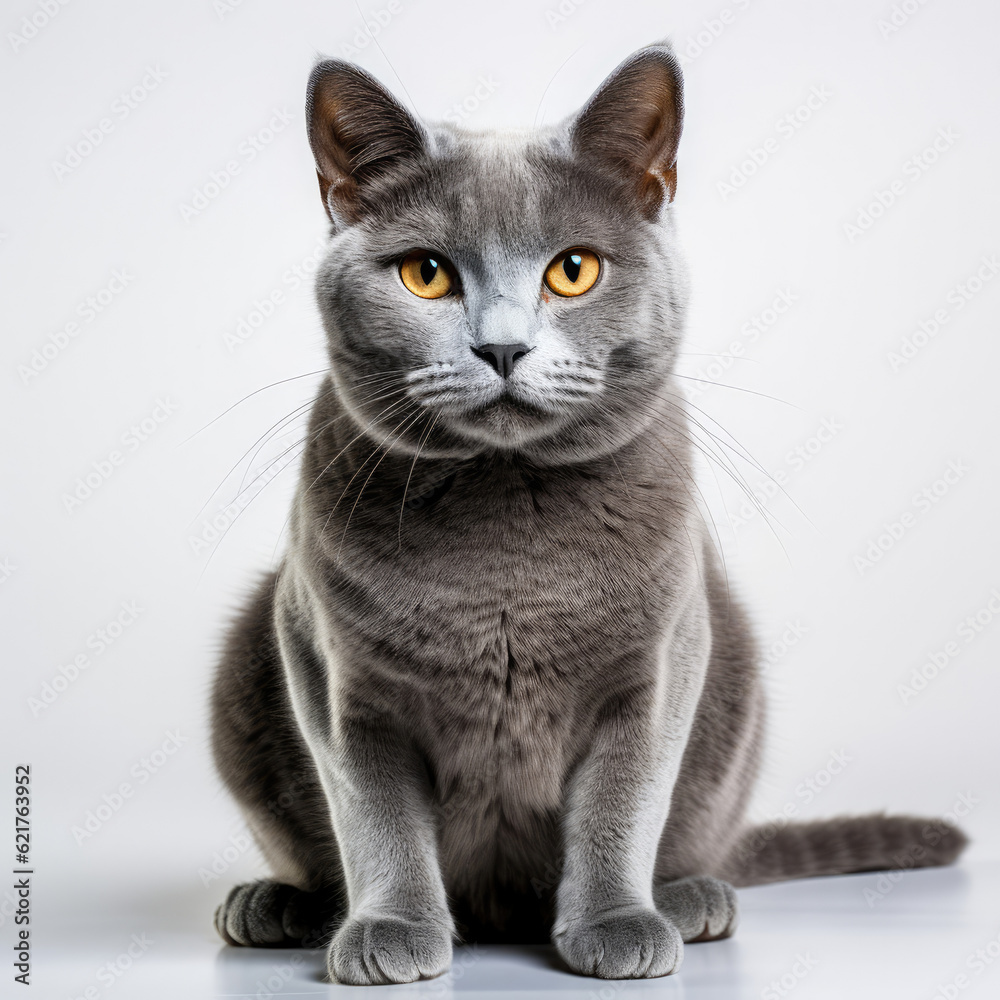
[1,0,998,995]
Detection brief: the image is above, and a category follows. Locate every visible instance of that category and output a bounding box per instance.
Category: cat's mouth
[474,391,550,424]
[449,392,564,448]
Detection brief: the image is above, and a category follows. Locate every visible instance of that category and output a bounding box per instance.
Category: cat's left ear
[306,60,426,226]
[571,43,684,219]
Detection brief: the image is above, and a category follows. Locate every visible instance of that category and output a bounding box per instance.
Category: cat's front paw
[215,880,341,947]
[654,874,739,942]
[554,906,683,979]
[327,912,452,985]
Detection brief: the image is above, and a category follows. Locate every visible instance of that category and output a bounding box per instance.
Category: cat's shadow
[213,939,712,992]
[212,941,570,992]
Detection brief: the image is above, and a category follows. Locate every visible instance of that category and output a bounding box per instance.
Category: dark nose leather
[472,343,532,379]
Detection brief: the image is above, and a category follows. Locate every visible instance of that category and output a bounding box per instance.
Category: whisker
[677,351,759,363]
[197,379,414,573]
[609,453,632,501]
[191,378,406,530]
[179,369,328,446]
[595,382,792,585]
[592,392,742,599]
[306,394,413,504]
[672,372,796,408]
[665,395,814,531]
[398,412,439,550]
[195,440,308,586]
[337,407,427,557]
[262,393,415,563]
[234,382,407,500]
[642,408,793,569]
[224,433,310,510]
[351,0,418,114]
[188,393,328,529]
[322,402,420,535]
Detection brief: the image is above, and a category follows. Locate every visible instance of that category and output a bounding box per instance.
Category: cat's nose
[472,343,532,379]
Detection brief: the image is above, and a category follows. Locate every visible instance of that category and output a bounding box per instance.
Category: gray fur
[210,43,966,983]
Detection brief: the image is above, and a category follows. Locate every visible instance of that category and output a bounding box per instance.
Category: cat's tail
[722,812,967,887]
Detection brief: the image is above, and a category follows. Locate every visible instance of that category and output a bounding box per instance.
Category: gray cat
[210,43,966,983]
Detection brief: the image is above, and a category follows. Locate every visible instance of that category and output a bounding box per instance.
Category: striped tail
[723,812,967,887]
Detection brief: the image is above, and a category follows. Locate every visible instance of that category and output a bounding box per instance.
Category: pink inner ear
[644,164,678,212]
[316,170,361,226]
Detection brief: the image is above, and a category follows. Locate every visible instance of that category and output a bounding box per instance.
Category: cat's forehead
[427,125,557,183]
[361,124,640,262]
[433,128,553,255]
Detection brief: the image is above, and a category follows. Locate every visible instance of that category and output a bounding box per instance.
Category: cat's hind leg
[215,879,343,948]
[653,875,738,942]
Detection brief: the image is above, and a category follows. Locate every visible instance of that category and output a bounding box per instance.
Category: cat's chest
[338,466,687,674]
[306,464,698,788]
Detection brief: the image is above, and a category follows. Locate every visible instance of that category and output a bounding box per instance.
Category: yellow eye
[544,248,601,297]
[399,251,454,299]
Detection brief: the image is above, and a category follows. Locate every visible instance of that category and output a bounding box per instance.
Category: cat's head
[307,44,687,466]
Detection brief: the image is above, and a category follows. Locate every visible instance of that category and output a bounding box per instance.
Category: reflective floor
[36,862,1000,999]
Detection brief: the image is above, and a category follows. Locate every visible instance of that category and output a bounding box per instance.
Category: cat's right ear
[306,60,426,227]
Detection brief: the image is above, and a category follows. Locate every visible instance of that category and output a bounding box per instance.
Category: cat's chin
[447,396,568,450]
[441,397,652,465]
